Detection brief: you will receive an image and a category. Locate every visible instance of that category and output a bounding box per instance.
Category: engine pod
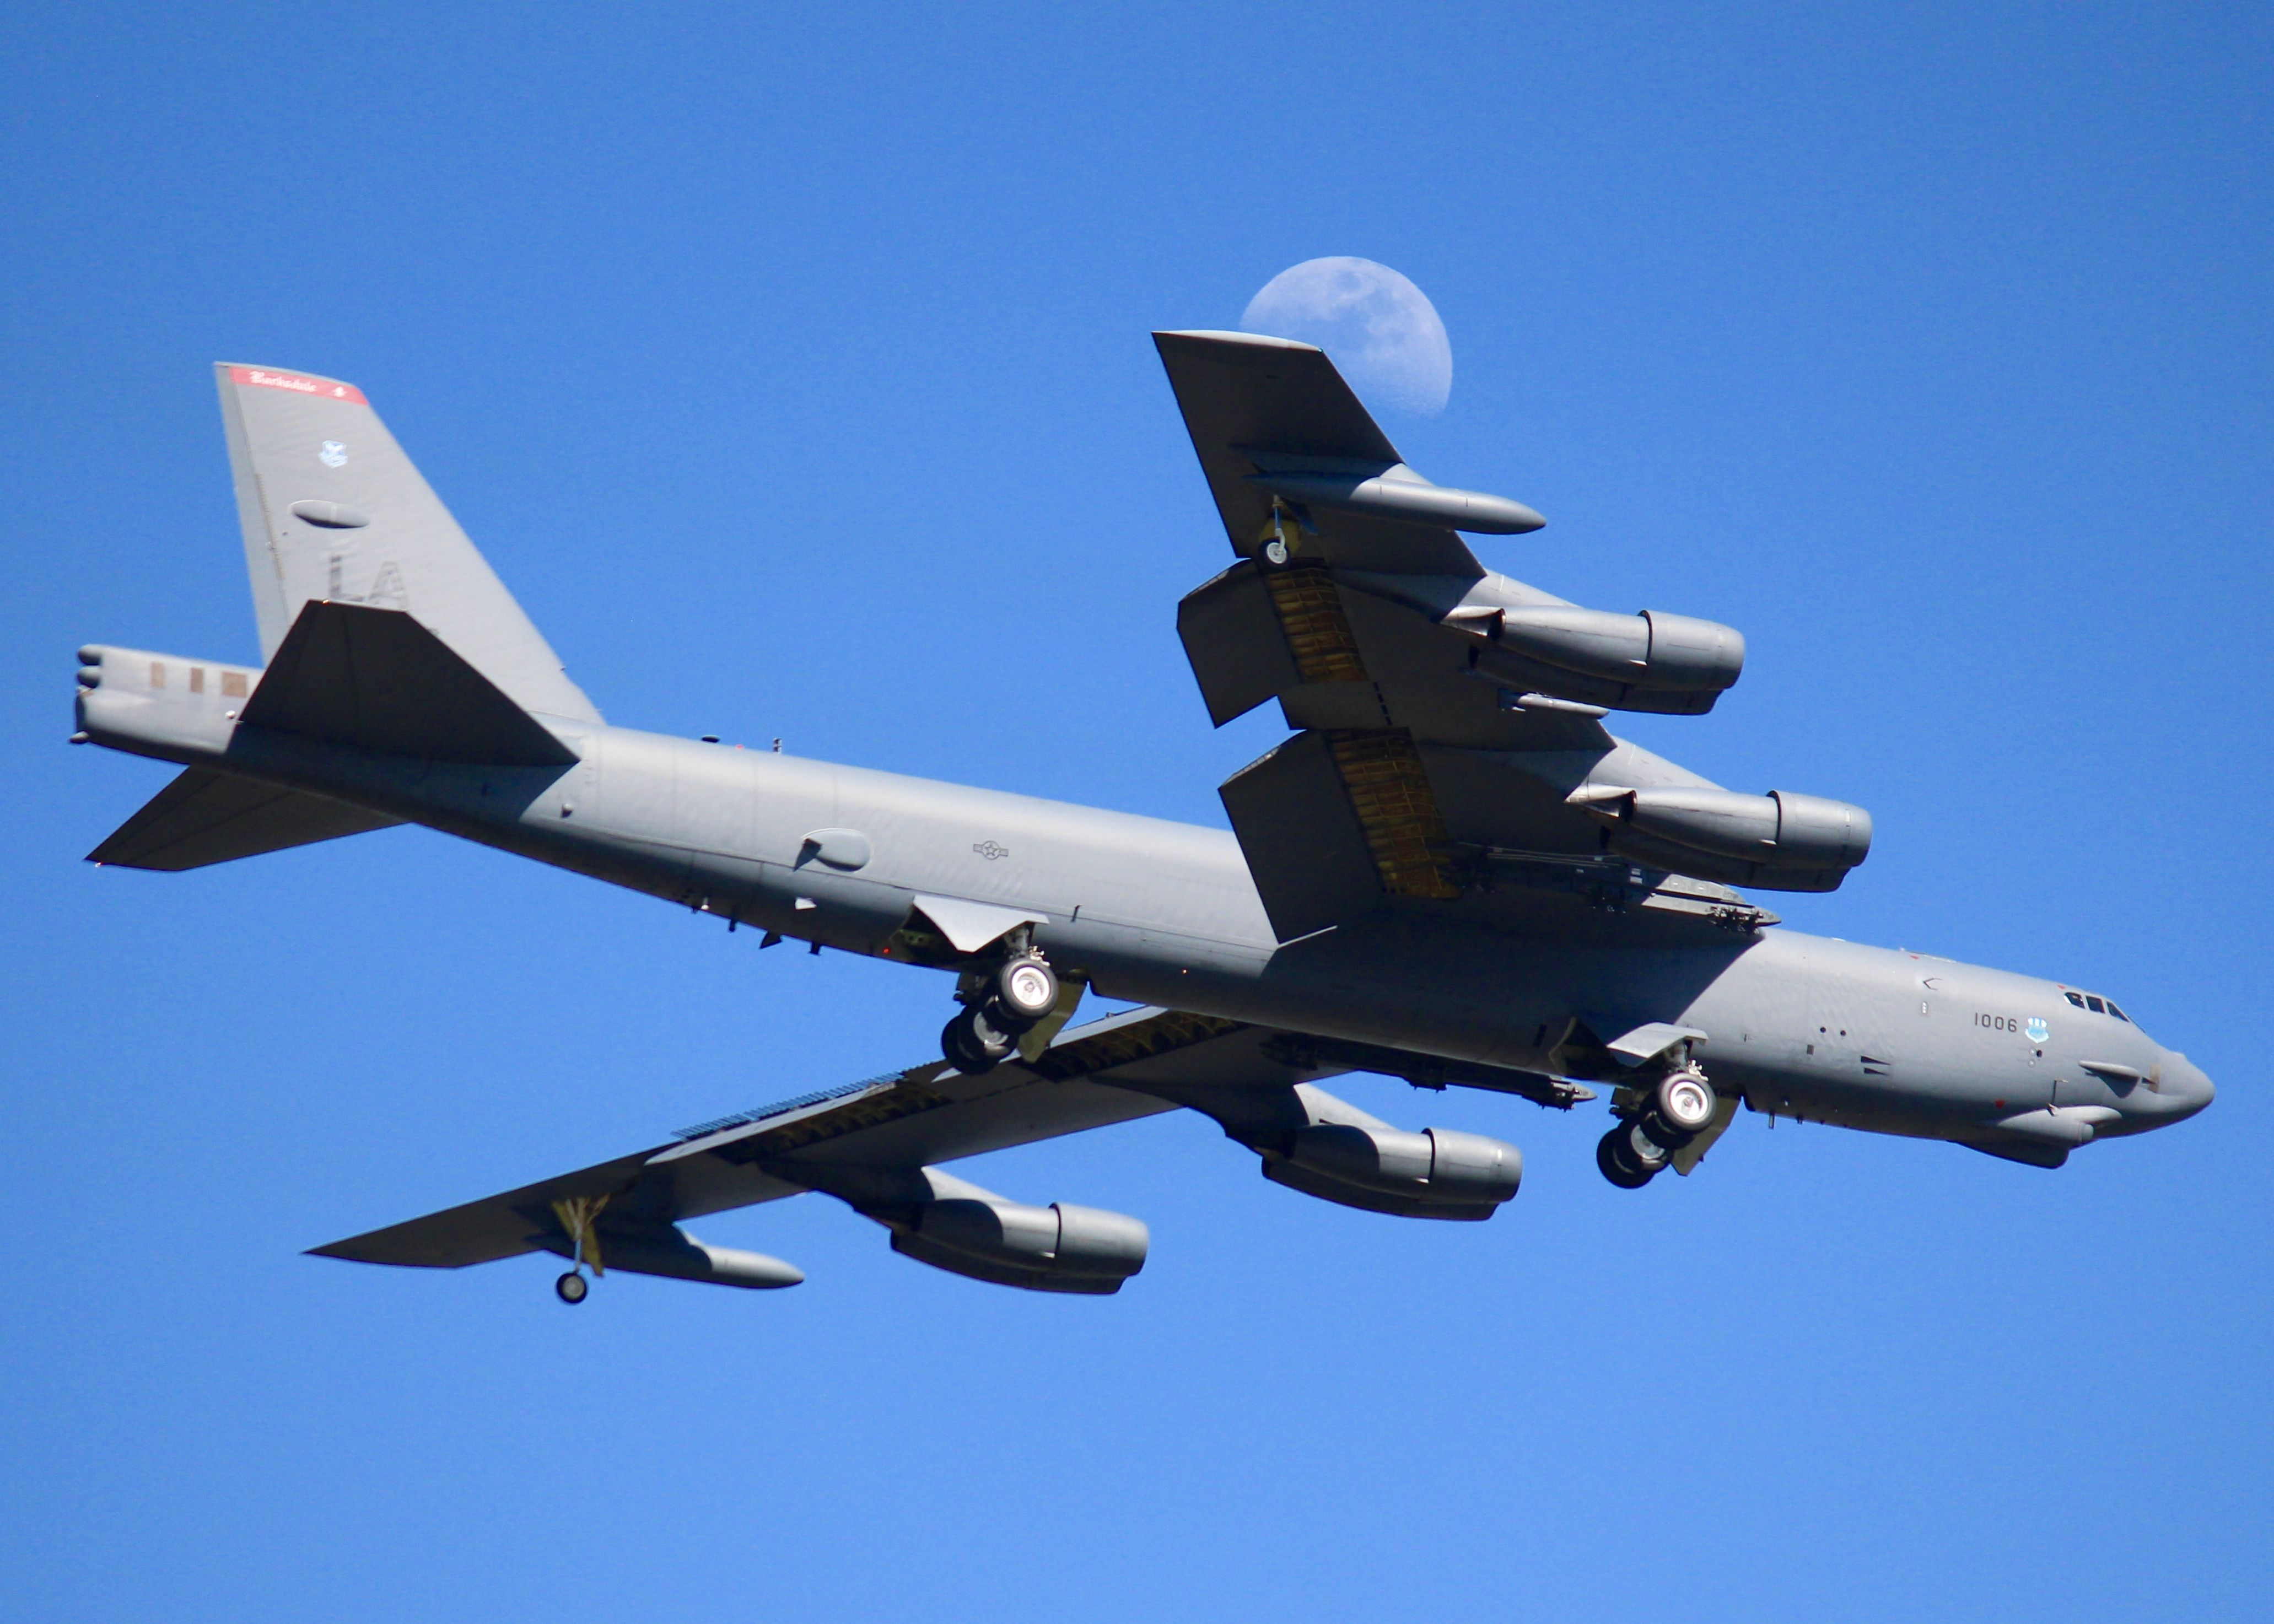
[1265,1124,1523,1220]
[1573,785,1873,884]
[891,1197,1149,1294]
[1487,606,1745,695]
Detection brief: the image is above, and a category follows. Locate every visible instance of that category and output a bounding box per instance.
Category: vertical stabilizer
[215,364,602,723]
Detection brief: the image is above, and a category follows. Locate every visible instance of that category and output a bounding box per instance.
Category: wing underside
[1154,329,1808,939]
[311,1004,1586,1289]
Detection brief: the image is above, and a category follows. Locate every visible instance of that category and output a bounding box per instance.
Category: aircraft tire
[1654,1070,1717,1137]
[556,1271,589,1304]
[943,1006,1016,1074]
[1597,1125,1658,1189]
[991,956,1058,1027]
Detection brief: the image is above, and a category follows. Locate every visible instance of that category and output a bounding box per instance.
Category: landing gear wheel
[555,1271,589,1304]
[991,956,1058,1026]
[942,1005,1017,1074]
[1653,1070,1717,1137]
[1597,1124,1660,1189]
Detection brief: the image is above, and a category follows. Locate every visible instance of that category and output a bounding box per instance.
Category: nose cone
[2160,1054,2216,1121]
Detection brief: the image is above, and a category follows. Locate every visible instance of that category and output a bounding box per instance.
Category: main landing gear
[1596,1062,1718,1189]
[942,945,1059,1074]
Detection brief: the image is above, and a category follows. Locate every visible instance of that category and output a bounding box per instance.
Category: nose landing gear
[1597,1060,1719,1189]
[941,942,1061,1074]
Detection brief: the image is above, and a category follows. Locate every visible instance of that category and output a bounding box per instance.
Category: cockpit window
[2062,988,2131,1020]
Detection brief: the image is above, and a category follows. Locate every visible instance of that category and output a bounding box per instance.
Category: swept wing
[314,1005,1585,1293]
[1154,330,1829,943]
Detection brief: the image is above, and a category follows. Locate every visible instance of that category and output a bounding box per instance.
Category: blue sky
[3,4,2269,1620]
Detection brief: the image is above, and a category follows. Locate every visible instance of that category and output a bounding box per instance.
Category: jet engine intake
[891,1196,1150,1294]
[1573,785,1872,876]
[1265,1124,1522,1221]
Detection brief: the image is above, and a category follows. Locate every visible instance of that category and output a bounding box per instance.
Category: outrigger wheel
[555,1271,589,1304]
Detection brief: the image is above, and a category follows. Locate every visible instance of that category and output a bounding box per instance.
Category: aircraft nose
[2159,1054,2215,1120]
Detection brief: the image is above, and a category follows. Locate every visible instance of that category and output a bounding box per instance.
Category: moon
[1240,257,1452,417]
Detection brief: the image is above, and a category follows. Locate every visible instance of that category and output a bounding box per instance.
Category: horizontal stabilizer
[87,767,401,871]
[243,600,578,765]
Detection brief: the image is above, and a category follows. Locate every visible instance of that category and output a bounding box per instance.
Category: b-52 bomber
[72,337,2214,1303]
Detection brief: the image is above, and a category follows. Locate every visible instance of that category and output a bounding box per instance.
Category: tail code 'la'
[215,364,601,723]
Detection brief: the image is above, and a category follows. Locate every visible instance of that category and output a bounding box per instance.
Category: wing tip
[1154,329,1323,354]
[305,1239,450,1267]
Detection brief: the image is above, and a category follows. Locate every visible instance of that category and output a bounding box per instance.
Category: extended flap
[1177,562,1299,727]
[1218,731,1381,942]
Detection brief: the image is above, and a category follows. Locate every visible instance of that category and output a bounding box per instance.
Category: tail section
[215,364,601,722]
[77,602,575,869]
[240,600,579,766]
[87,767,400,871]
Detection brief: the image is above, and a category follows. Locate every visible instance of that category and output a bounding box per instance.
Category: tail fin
[215,364,601,723]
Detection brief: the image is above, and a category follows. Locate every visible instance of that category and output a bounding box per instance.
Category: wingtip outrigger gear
[550,1194,610,1304]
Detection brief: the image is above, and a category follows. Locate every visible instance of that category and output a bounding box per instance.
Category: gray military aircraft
[72,339,2214,1303]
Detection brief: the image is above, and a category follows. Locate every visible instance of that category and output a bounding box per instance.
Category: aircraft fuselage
[77,649,2214,1168]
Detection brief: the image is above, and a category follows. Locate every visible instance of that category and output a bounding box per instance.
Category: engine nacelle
[1495,606,1744,693]
[1265,1124,1522,1221]
[891,1196,1149,1295]
[1453,606,1744,715]
[1572,785,1872,889]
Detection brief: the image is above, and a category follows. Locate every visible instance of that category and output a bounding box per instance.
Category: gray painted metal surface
[72,347,2216,1302]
